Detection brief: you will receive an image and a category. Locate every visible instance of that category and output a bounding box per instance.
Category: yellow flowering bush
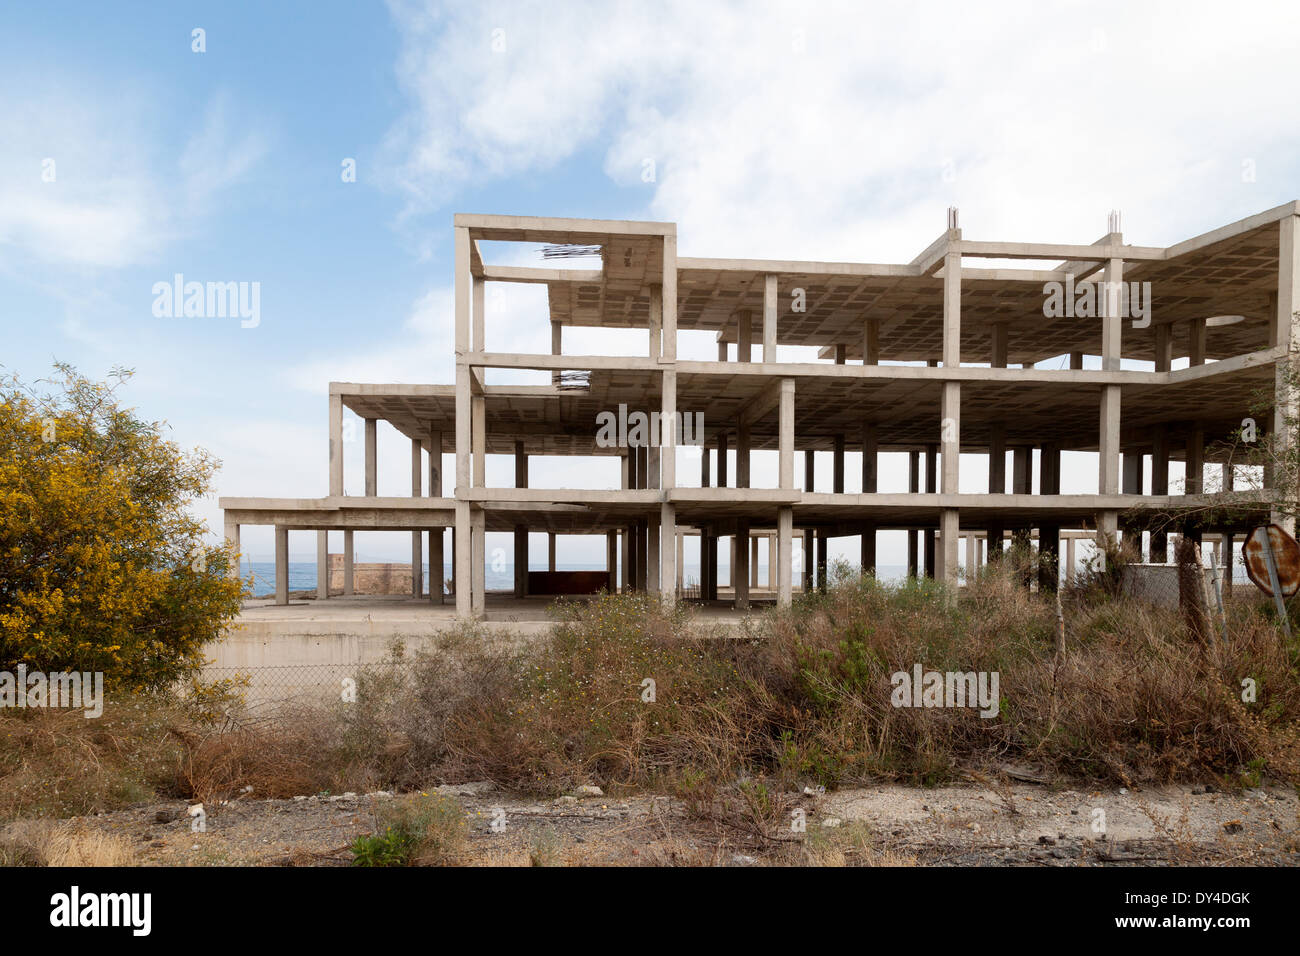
[0,364,245,688]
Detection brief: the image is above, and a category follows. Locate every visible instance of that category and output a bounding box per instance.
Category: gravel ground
[53,780,1300,867]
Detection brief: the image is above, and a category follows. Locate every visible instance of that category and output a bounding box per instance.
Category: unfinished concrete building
[220,202,1300,617]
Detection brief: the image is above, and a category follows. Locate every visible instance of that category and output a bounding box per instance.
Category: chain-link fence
[199,661,408,711]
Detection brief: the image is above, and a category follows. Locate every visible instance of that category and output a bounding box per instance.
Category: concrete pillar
[343,529,354,596]
[648,283,662,360]
[767,533,776,589]
[514,440,528,598]
[428,428,444,603]
[548,533,557,572]
[832,434,845,493]
[1189,317,1207,367]
[454,226,472,617]
[317,530,330,600]
[471,506,485,616]
[660,504,676,605]
[472,274,485,351]
[991,323,1008,369]
[717,433,729,487]
[737,309,752,363]
[471,394,486,488]
[364,418,377,496]
[636,520,648,592]
[429,529,443,603]
[661,233,677,363]
[223,514,240,581]
[1154,324,1173,373]
[907,450,920,576]
[779,379,795,490]
[1097,510,1118,563]
[863,318,880,366]
[707,530,717,598]
[750,536,760,589]
[677,530,686,592]
[925,444,937,578]
[1012,448,1031,495]
[777,506,793,606]
[965,533,976,583]
[1039,444,1060,497]
[940,243,961,587]
[803,529,814,592]
[1152,426,1170,562]
[737,421,750,489]
[551,320,562,385]
[607,530,618,592]
[1122,451,1142,495]
[275,526,288,606]
[988,422,1006,557]
[1272,214,1300,530]
[329,390,343,496]
[621,527,631,593]
[834,344,847,364]
[734,521,750,610]
[860,522,876,576]
[763,274,778,362]
[411,438,423,598]
[1066,536,1076,584]
[1099,254,1123,499]
[816,530,828,592]
[1070,351,1084,370]
[661,366,676,496]
[861,420,877,575]
[701,446,711,487]
[648,515,661,594]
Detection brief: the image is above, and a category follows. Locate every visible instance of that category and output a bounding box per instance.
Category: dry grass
[0,701,184,820]
[0,819,136,866]
[4,568,1297,838]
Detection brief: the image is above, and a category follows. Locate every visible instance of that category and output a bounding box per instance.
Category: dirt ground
[43,779,1300,867]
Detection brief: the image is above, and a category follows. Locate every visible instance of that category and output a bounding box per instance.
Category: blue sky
[3,0,1299,564]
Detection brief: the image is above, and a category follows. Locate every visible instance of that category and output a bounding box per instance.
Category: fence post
[1207,549,1229,648]
[1261,531,1293,640]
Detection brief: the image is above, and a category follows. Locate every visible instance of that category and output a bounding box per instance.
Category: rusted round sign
[1243,524,1300,598]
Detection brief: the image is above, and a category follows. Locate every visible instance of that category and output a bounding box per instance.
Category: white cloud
[0,87,266,270]
[385,0,1300,256]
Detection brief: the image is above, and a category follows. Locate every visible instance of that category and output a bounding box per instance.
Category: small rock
[573,785,604,798]
[1037,835,1056,846]
[802,785,825,796]
[154,809,178,824]
[821,818,842,828]
[555,795,578,806]
[731,854,757,866]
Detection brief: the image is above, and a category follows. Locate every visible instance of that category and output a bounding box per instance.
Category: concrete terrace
[220,203,1300,618]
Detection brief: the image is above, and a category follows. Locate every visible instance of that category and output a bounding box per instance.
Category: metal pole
[1207,548,1229,648]
[1261,530,1293,640]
